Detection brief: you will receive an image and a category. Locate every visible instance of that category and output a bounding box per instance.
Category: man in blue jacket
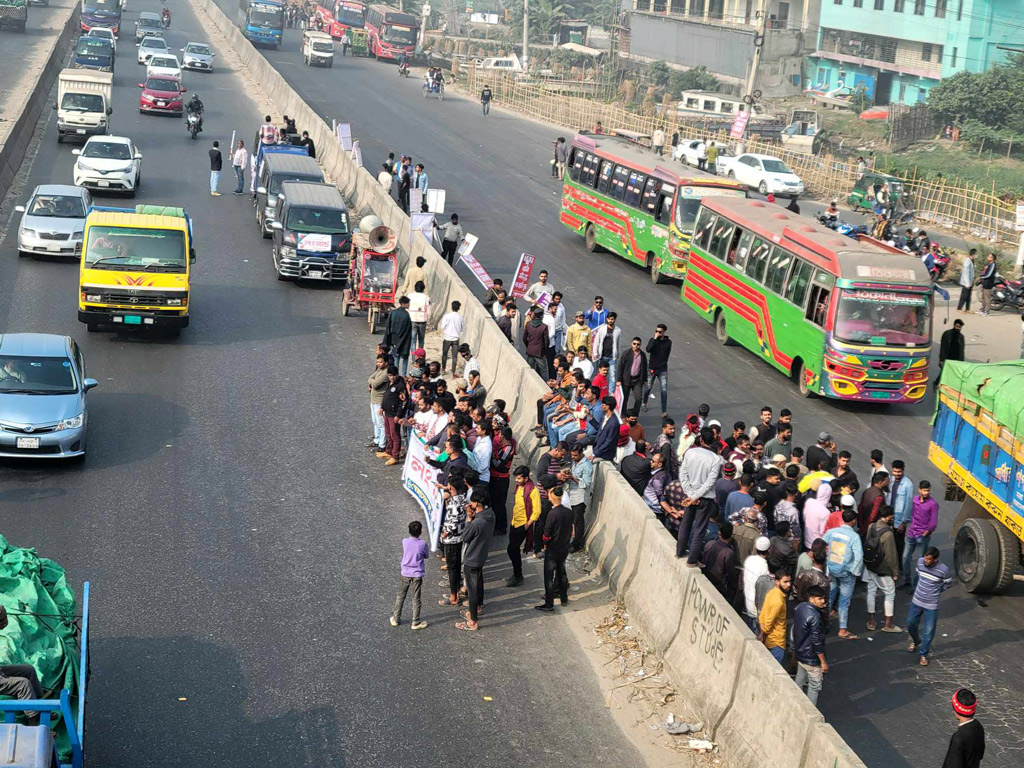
[592,396,620,462]
[793,585,829,705]
[823,508,864,640]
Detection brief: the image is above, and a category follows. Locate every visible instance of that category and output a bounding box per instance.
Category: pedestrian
[863,507,902,633]
[584,296,608,332]
[642,323,671,417]
[458,343,480,378]
[651,125,666,156]
[341,34,350,56]
[383,296,413,375]
[741,537,771,630]
[701,520,737,602]
[506,466,540,586]
[367,354,389,451]
[535,483,573,612]
[208,140,222,196]
[439,301,464,376]
[805,431,837,475]
[592,396,620,463]
[259,114,278,145]
[706,140,719,173]
[616,337,647,416]
[888,459,914,558]
[413,163,429,195]
[480,83,492,116]
[522,306,550,378]
[231,139,248,194]
[377,163,393,193]
[565,443,594,551]
[937,319,966,384]
[299,130,316,159]
[676,428,725,566]
[758,569,791,663]
[793,585,829,705]
[901,480,938,588]
[594,120,603,134]
[524,269,554,304]
[856,156,866,178]
[823,507,863,640]
[977,253,996,315]
[397,159,411,213]
[390,520,429,629]
[764,422,794,461]
[554,137,568,179]
[942,688,985,768]
[457,486,495,632]
[490,426,516,535]
[376,365,407,466]
[906,546,953,665]
[407,281,430,354]
[748,406,776,443]
[858,471,890,537]
[566,311,591,356]
[398,256,428,300]
[591,312,621,389]
[957,249,976,312]
[437,213,463,265]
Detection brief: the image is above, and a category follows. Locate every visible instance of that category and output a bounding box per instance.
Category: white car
[137,36,169,65]
[146,54,181,80]
[181,42,214,72]
[85,27,116,54]
[673,139,706,166]
[724,153,805,197]
[71,136,142,197]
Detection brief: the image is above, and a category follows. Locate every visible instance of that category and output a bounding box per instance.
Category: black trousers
[957,285,972,311]
[441,239,458,265]
[490,475,510,533]
[534,499,552,553]
[442,339,459,375]
[543,548,570,606]
[571,502,587,550]
[620,379,643,416]
[399,189,410,214]
[508,525,528,579]
[676,497,716,564]
[443,542,463,597]
[464,565,484,622]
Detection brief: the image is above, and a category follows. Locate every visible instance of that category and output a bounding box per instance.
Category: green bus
[560,133,746,283]
[681,196,935,403]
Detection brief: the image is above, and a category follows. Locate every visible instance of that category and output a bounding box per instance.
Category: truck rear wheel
[954,517,1016,594]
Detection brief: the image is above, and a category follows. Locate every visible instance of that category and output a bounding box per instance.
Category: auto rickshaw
[347,28,370,57]
[342,219,399,333]
[847,170,913,220]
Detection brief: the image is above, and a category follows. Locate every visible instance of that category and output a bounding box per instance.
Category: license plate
[46,244,61,251]
[307,270,325,279]
[123,315,142,325]
[156,101,165,106]
[98,181,109,187]
[76,129,86,134]
[16,437,40,449]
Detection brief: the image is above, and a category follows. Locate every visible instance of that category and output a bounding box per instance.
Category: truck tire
[954,517,1009,593]
[992,520,1021,594]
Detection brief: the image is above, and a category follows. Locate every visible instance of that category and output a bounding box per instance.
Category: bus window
[732,230,753,269]
[694,210,716,251]
[582,153,599,186]
[708,221,733,261]
[568,148,582,181]
[610,166,630,201]
[597,160,614,194]
[765,247,793,294]
[785,259,812,308]
[657,193,673,225]
[624,171,646,207]
[806,284,832,327]
[723,227,744,266]
[745,236,771,281]
[641,177,660,214]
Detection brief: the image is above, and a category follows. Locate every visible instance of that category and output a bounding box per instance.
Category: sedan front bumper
[0,425,86,459]
[74,170,136,192]
[18,230,81,257]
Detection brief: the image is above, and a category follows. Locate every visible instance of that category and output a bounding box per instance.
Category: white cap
[755,536,771,552]
[841,494,856,507]
[708,419,721,428]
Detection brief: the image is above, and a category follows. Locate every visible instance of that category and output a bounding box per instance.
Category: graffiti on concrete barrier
[687,578,731,672]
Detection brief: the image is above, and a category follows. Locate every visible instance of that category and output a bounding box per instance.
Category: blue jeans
[906,603,938,657]
[643,370,669,413]
[391,352,407,376]
[901,534,931,587]
[768,646,785,663]
[829,572,856,630]
[210,170,220,193]
[370,402,385,448]
[233,165,245,192]
[411,323,426,355]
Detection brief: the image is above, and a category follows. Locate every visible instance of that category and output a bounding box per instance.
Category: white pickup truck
[54,68,113,144]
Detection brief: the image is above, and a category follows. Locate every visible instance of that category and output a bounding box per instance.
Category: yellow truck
[78,205,196,336]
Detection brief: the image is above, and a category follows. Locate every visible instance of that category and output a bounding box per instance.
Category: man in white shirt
[524,269,554,304]
[377,163,393,193]
[743,537,771,631]
[459,344,481,378]
[439,300,464,376]
[574,347,594,380]
[652,126,666,157]
[407,281,430,354]
[549,292,568,351]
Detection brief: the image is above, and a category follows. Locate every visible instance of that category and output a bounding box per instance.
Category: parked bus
[560,133,746,283]
[680,196,934,402]
[237,0,284,48]
[364,4,418,60]
[80,0,122,37]
[316,0,366,39]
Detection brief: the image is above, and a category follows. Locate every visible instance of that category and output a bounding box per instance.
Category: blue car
[0,334,98,459]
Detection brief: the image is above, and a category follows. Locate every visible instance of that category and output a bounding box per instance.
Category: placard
[456,233,478,263]
[350,139,363,168]
[730,110,750,139]
[459,252,495,290]
[298,233,332,252]
[411,188,423,214]
[425,188,446,213]
[336,122,353,150]
[1016,201,1024,232]
[510,253,537,298]
[410,212,434,245]
[402,436,444,551]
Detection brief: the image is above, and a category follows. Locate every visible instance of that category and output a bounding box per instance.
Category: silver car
[181,42,214,72]
[0,334,98,460]
[15,185,92,259]
[135,11,162,44]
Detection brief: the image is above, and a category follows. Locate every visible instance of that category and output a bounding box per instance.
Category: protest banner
[459,253,495,291]
[402,436,444,551]
[510,253,537,298]
[411,188,423,214]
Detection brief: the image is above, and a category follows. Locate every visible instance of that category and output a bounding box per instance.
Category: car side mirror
[107,106,113,114]
[271,221,284,230]
[256,186,267,195]
[72,149,82,156]
[14,205,25,213]
[83,378,99,391]
[134,153,143,160]
[189,248,196,264]
[138,82,144,88]
[180,87,187,93]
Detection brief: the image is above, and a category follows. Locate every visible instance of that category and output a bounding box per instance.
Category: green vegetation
[877,142,1024,201]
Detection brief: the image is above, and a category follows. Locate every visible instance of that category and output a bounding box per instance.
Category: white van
[302,30,334,68]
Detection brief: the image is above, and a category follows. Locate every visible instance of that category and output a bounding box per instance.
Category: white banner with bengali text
[402,436,444,551]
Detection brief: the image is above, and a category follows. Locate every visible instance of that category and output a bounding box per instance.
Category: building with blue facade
[806,0,1024,105]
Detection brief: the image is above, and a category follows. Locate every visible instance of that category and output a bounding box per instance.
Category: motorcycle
[929,247,953,282]
[815,211,867,239]
[161,7,171,27]
[992,273,1024,311]
[397,61,409,78]
[186,110,202,139]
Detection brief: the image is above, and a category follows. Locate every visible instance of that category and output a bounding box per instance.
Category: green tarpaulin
[0,535,80,760]
[940,360,1024,436]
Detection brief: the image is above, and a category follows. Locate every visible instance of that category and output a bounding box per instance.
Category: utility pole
[744,0,768,102]
[522,0,529,71]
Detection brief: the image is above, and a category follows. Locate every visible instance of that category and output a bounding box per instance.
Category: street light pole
[522,0,529,71]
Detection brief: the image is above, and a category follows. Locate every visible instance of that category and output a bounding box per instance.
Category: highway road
[0,3,647,766]
[203,9,1024,766]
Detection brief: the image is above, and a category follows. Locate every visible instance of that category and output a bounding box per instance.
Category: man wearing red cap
[942,688,985,768]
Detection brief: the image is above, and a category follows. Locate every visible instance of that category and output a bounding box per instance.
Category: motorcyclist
[161,6,171,27]
[186,92,204,133]
[397,52,409,76]
[823,199,839,224]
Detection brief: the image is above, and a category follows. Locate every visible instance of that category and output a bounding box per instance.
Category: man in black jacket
[457,486,495,632]
[793,585,829,705]
[643,324,672,417]
[620,440,652,497]
[377,367,407,465]
[942,688,985,768]
[616,337,648,417]
[701,521,737,602]
[937,319,966,384]
[383,297,413,375]
[535,484,574,612]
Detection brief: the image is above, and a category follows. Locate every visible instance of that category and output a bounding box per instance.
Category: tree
[668,65,720,94]
[531,0,569,42]
[648,60,670,88]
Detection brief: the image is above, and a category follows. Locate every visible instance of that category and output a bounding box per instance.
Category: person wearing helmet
[186,92,204,133]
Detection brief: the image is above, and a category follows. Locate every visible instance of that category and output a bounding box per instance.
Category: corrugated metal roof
[263,153,324,176]
[279,181,346,209]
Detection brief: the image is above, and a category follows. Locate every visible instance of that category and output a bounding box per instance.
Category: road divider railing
[188,1,867,765]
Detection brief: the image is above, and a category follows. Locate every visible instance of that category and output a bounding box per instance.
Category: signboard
[510,253,537,298]
[1016,200,1024,232]
[729,110,750,139]
[459,252,495,291]
[297,233,332,252]
[402,436,444,551]
[470,12,500,23]
[336,122,353,151]
[410,212,434,245]
[425,188,446,213]
[410,188,423,214]
[456,233,478,262]
[350,139,363,168]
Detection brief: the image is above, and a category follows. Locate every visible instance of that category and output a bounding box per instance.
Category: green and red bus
[681,196,934,403]
[560,133,745,283]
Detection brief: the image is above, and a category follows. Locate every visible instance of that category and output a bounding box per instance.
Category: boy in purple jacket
[391,521,429,630]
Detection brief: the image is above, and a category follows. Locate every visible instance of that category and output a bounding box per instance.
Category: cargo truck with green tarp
[0,0,29,32]
[930,360,1024,593]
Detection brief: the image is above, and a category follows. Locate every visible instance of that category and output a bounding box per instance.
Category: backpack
[863,522,887,570]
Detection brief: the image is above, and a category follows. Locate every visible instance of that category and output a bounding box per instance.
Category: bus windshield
[85,226,187,272]
[250,4,283,26]
[834,289,931,347]
[337,4,364,26]
[674,196,701,233]
[382,23,415,44]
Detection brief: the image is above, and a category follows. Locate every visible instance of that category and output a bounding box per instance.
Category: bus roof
[369,3,416,23]
[703,196,933,284]
[573,132,744,191]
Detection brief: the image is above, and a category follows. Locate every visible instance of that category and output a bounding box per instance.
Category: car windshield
[382,24,415,44]
[361,256,394,291]
[286,207,348,233]
[834,289,931,347]
[762,159,792,174]
[0,356,77,394]
[185,44,210,55]
[144,38,168,50]
[84,0,119,14]
[82,141,132,159]
[61,93,104,112]
[149,56,177,67]
[89,29,113,39]
[312,42,333,52]
[28,194,85,218]
[139,17,162,28]
[77,39,111,56]
[146,77,179,91]
[674,197,701,233]
[84,226,187,271]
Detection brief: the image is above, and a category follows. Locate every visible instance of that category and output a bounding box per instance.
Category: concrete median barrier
[623,518,691,654]
[585,465,650,594]
[802,723,868,768]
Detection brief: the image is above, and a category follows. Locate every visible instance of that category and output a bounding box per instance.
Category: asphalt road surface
[0,4,646,766]
[203,11,1024,767]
